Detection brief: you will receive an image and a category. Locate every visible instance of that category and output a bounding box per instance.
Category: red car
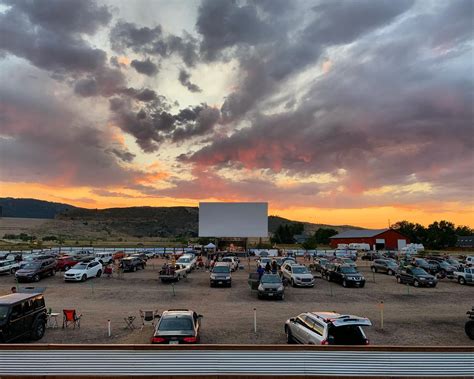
[56,256,80,271]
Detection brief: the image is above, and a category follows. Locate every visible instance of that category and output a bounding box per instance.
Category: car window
[34,296,45,309]
[0,305,9,321]
[293,267,308,274]
[11,304,22,320]
[23,300,34,314]
[212,265,230,273]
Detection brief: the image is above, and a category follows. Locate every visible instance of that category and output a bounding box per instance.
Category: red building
[329,229,410,250]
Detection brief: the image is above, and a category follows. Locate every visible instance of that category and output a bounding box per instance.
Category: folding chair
[139,309,158,329]
[62,309,82,329]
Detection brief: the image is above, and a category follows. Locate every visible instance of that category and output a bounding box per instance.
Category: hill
[0,198,78,219]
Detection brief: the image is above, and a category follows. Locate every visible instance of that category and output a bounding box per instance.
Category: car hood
[293,273,313,279]
[65,269,86,274]
[416,274,436,280]
[16,269,37,275]
[261,282,282,288]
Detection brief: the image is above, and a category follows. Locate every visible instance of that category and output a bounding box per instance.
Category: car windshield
[72,263,88,270]
[158,317,193,331]
[22,262,40,269]
[387,261,398,267]
[293,267,308,274]
[178,258,190,263]
[0,305,8,321]
[261,275,281,283]
[411,267,429,275]
[213,266,229,273]
[416,259,428,265]
[341,267,358,274]
[447,259,459,265]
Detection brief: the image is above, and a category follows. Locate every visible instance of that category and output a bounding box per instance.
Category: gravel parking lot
[1,257,472,345]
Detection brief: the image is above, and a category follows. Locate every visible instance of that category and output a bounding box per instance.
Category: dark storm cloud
[130,58,159,76]
[178,69,202,93]
[108,148,136,163]
[171,106,220,142]
[73,68,126,97]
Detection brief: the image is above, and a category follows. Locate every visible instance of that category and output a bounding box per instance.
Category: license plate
[355,283,360,286]
[218,281,222,284]
[169,340,179,345]
[268,293,273,296]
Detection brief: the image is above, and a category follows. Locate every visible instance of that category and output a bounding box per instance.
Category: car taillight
[365,339,370,345]
[183,336,197,343]
[151,337,165,343]
[321,339,328,345]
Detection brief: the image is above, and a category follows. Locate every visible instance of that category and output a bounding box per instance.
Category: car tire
[10,268,16,274]
[286,327,295,344]
[81,274,87,282]
[177,275,180,282]
[387,269,394,276]
[371,267,377,273]
[413,280,419,287]
[280,293,285,300]
[396,276,402,284]
[459,277,466,285]
[133,266,137,272]
[96,270,102,278]
[291,279,296,287]
[33,274,40,282]
[342,279,347,287]
[326,275,331,282]
[465,320,474,340]
[30,318,46,341]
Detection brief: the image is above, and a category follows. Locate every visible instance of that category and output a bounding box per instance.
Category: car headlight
[258,284,263,291]
[225,276,231,280]
[277,285,284,291]
[210,274,216,279]
[419,277,426,280]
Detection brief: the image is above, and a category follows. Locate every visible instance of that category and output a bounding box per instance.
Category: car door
[8,302,25,341]
[466,268,473,283]
[283,264,291,280]
[405,268,415,284]
[300,317,324,345]
[290,315,309,343]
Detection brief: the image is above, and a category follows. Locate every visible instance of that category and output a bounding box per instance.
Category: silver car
[281,263,315,287]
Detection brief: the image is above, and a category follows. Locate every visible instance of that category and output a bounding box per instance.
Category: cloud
[130,58,159,76]
[178,69,202,93]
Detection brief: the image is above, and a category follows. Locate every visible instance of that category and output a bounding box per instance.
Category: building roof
[330,229,389,239]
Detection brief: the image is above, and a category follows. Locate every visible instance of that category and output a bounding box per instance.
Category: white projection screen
[199,202,268,237]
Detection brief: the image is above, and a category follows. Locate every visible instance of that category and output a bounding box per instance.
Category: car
[131,252,148,262]
[464,256,474,266]
[257,257,272,269]
[454,267,474,285]
[396,266,437,287]
[159,263,188,283]
[361,252,382,261]
[371,259,399,276]
[143,251,156,259]
[0,259,20,275]
[326,264,366,288]
[257,274,285,300]
[176,254,197,273]
[280,263,315,287]
[64,261,103,282]
[120,257,145,272]
[445,257,462,270]
[466,308,474,340]
[15,258,56,282]
[0,293,47,342]
[412,258,438,274]
[55,256,81,271]
[285,311,371,345]
[221,256,238,271]
[151,309,202,344]
[113,251,126,260]
[70,250,95,260]
[94,252,114,265]
[427,260,457,278]
[210,262,232,287]
[334,258,357,269]
[313,258,329,273]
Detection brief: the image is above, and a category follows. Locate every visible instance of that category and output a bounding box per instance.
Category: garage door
[397,239,407,250]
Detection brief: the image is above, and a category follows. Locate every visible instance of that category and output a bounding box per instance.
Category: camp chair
[62,309,82,329]
[139,309,158,329]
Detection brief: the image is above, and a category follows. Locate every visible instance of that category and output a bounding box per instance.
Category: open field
[0,257,472,346]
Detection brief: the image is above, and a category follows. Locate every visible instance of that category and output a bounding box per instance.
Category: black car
[0,293,47,342]
[314,258,329,273]
[371,259,399,275]
[151,309,202,344]
[131,253,148,262]
[326,264,366,287]
[412,258,438,275]
[210,263,232,287]
[396,266,437,287]
[120,257,145,272]
[361,252,381,261]
[427,260,457,278]
[15,258,56,282]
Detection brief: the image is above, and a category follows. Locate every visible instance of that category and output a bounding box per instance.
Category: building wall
[330,230,410,249]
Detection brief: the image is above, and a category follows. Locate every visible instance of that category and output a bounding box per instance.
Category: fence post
[253,308,257,334]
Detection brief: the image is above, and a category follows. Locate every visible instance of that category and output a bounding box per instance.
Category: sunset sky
[0,0,473,228]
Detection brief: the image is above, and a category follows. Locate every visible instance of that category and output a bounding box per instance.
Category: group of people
[256,260,278,279]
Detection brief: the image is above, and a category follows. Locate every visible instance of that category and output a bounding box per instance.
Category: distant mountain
[0,198,79,219]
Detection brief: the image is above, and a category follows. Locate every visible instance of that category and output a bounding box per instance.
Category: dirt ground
[1,257,472,346]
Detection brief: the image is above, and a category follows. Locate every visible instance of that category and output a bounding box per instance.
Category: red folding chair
[62,309,82,329]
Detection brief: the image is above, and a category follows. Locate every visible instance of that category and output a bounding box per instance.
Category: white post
[108,319,111,337]
[253,308,257,333]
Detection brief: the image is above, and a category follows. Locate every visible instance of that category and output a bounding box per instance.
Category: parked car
[361,252,382,261]
[94,252,114,265]
[159,263,187,283]
[120,257,145,272]
[427,260,457,278]
[326,264,366,288]
[64,261,102,282]
[70,250,94,260]
[313,258,329,273]
[113,251,126,260]
[285,311,371,345]
[210,262,232,287]
[176,254,197,273]
[396,266,437,287]
[0,293,47,342]
[143,251,156,259]
[151,309,202,344]
[281,263,315,287]
[257,274,284,300]
[257,257,272,269]
[465,308,474,340]
[454,267,474,285]
[464,256,474,266]
[371,259,399,276]
[334,258,357,269]
[221,256,238,271]
[445,257,462,270]
[55,256,81,271]
[412,258,438,275]
[0,259,20,275]
[131,252,148,262]
[15,258,56,282]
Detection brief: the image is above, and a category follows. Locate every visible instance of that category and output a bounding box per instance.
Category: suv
[15,258,56,282]
[281,263,315,287]
[210,262,232,287]
[176,254,197,273]
[454,267,474,285]
[285,312,371,345]
[151,309,202,344]
[0,259,20,275]
[94,252,114,265]
[371,259,399,276]
[326,264,366,287]
[396,266,437,287]
[258,274,285,300]
[120,257,145,272]
[221,256,238,271]
[0,293,47,342]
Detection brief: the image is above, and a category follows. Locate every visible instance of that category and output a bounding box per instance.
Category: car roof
[214,262,230,267]
[288,264,306,268]
[0,293,43,305]
[162,309,194,317]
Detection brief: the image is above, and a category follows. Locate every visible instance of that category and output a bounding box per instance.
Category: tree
[456,225,473,236]
[425,220,457,249]
[302,236,317,250]
[271,223,304,244]
[314,228,338,244]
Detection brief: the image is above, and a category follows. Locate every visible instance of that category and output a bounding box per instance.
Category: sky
[0,0,473,228]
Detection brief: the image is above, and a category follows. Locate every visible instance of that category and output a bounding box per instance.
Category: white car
[0,259,20,275]
[465,256,474,266]
[222,256,238,271]
[281,263,315,287]
[257,257,272,269]
[64,261,103,282]
[176,254,197,273]
[94,252,114,265]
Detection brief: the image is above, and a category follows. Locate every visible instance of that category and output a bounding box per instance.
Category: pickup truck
[454,267,474,285]
[159,263,187,283]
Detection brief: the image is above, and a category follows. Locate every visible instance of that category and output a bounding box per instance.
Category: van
[0,293,47,342]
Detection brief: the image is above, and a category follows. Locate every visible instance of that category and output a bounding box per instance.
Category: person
[271,260,278,274]
[257,265,265,280]
[11,286,17,293]
[265,262,271,273]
